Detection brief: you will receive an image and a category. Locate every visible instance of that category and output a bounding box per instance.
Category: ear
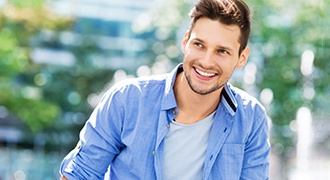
[181,31,190,53]
[236,46,250,68]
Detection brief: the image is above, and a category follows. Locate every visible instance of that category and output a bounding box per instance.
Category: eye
[194,42,203,48]
[218,49,229,55]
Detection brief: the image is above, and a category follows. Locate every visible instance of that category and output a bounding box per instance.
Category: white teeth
[195,68,215,77]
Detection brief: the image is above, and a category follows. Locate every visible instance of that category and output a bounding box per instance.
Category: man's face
[181,17,250,95]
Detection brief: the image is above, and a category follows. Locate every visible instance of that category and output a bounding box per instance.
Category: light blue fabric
[60,64,270,180]
[163,111,215,180]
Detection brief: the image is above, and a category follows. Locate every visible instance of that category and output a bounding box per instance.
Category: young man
[60,0,270,179]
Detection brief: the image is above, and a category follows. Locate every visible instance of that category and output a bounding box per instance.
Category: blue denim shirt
[60,64,270,179]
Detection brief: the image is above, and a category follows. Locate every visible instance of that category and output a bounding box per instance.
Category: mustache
[190,62,222,74]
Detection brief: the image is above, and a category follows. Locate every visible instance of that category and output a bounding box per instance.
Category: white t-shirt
[162,111,216,180]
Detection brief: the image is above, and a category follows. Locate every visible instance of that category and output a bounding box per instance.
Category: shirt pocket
[213,143,245,179]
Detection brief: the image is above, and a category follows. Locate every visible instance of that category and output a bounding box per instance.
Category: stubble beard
[185,72,225,95]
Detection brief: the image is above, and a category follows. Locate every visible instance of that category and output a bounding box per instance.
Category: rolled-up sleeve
[60,88,125,179]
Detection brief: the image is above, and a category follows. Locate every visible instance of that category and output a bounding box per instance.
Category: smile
[195,68,217,77]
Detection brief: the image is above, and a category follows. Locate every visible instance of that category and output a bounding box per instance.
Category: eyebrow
[194,37,235,53]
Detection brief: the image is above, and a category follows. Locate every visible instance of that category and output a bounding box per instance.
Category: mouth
[194,67,217,78]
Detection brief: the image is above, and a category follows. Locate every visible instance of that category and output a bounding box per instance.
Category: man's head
[188,0,251,55]
[180,0,252,96]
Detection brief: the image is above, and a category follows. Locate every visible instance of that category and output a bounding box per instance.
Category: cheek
[184,48,202,61]
[183,50,194,62]
[224,64,237,76]
[216,61,236,75]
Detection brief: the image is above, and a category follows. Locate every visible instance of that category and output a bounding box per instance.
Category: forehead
[190,17,241,49]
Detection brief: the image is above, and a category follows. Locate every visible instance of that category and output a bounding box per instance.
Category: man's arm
[61,176,68,180]
[59,88,125,178]
[240,110,271,179]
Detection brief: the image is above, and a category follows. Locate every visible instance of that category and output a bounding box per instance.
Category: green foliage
[247,0,329,160]
[8,0,44,8]
[9,97,61,133]
[0,1,72,134]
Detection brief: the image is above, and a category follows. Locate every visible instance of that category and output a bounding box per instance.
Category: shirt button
[152,151,156,156]
[171,109,176,115]
[167,124,170,128]
[76,142,81,149]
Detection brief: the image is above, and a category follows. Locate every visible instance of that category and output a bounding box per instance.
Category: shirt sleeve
[240,108,271,180]
[60,88,125,179]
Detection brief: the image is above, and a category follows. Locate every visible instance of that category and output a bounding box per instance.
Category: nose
[200,50,215,68]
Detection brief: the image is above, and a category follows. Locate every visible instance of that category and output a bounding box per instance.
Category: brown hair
[189,0,251,55]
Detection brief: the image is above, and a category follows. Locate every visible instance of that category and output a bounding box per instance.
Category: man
[60,0,270,179]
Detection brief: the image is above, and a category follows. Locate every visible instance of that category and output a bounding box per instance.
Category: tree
[0,0,71,134]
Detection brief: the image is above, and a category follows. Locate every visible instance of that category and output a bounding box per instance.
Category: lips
[194,67,217,78]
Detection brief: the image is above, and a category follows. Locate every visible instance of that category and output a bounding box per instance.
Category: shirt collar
[161,64,182,110]
[221,83,238,116]
[161,63,238,116]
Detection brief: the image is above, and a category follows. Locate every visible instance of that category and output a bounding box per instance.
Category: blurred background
[0,0,329,179]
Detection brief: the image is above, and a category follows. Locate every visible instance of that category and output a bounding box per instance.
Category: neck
[173,72,222,124]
